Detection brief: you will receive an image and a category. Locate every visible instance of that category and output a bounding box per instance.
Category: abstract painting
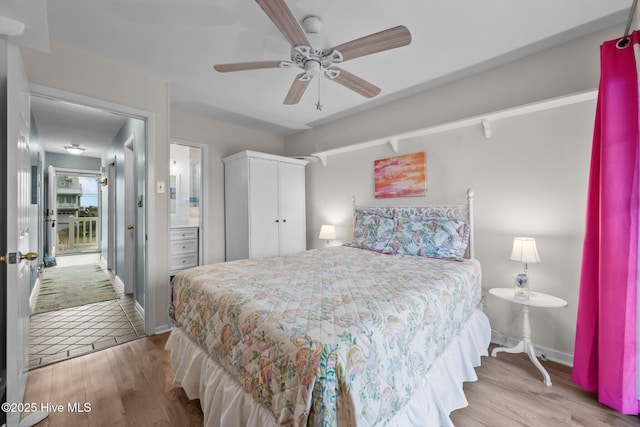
[374,152,426,198]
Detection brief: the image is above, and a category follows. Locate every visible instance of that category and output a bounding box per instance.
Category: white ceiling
[9,0,636,154]
[30,96,129,158]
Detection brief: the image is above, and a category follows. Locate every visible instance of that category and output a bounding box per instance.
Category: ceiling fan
[213,0,412,106]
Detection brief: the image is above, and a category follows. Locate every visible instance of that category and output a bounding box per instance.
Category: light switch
[157,181,166,193]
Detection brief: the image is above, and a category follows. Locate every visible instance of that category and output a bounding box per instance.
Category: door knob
[0,252,37,264]
[20,252,38,261]
[128,225,134,230]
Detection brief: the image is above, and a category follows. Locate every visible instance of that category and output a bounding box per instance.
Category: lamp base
[514,272,530,300]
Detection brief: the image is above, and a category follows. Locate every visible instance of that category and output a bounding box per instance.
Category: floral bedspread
[169,246,481,427]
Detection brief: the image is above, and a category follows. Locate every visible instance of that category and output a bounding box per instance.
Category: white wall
[170,109,285,264]
[288,25,625,361]
[20,39,171,332]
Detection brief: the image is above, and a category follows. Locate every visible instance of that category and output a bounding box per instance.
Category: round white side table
[488,287,568,386]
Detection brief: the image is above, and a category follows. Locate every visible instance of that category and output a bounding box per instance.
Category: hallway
[29,254,145,369]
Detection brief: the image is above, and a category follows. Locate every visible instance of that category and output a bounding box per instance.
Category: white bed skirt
[166,309,491,427]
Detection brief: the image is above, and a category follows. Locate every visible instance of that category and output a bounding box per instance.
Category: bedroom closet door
[277,161,306,255]
[248,157,280,258]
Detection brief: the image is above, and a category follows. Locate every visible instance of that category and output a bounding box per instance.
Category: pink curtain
[573,30,640,414]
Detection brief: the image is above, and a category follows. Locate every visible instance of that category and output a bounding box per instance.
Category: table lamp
[510,237,541,299]
[318,224,336,245]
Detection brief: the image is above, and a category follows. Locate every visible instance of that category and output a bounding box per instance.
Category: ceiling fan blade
[327,25,411,62]
[284,73,311,105]
[256,0,311,47]
[328,68,381,98]
[214,61,284,72]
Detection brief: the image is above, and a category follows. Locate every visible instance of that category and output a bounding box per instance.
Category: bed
[167,189,491,426]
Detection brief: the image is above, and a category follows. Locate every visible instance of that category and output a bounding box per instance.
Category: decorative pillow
[392,217,469,260]
[351,210,396,253]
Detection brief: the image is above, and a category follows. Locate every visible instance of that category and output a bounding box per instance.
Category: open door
[1,40,47,427]
[46,165,57,258]
[124,135,135,294]
[106,158,116,271]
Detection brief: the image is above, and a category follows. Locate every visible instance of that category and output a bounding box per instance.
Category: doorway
[28,92,149,368]
[170,140,207,269]
[47,168,102,255]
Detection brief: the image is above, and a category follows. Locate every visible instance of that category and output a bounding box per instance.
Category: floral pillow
[351,211,396,253]
[391,217,469,260]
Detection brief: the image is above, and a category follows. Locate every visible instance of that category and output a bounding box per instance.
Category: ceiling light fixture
[64,144,86,155]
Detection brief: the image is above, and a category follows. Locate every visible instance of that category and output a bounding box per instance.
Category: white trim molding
[135,300,145,319]
[491,329,574,367]
[311,90,597,165]
[155,324,172,335]
[113,275,126,293]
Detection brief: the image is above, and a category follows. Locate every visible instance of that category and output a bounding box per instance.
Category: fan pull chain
[315,76,323,111]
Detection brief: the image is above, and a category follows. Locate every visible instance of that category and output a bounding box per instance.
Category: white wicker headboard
[352,189,475,259]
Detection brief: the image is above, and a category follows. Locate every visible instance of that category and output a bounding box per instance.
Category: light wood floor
[22,334,639,427]
[21,334,203,427]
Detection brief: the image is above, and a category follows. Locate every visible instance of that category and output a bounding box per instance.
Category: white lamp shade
[318,224,337,240]
[510,237,541,263]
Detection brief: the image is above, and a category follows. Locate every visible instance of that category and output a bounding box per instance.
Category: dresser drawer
[170,228,198,241]
[169,227,199,275]
[170,239,198,255]
[170,254,198,272]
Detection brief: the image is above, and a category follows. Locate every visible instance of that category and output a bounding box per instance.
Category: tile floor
[29,253,145,369]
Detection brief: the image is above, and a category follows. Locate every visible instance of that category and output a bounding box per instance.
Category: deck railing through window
[59,216,98,252]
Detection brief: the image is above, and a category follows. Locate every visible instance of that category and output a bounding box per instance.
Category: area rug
[33,264,119,314]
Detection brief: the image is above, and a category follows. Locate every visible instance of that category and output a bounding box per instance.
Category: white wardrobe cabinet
[224,150,308,261]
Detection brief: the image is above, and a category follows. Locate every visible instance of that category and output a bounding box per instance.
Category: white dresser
[224,150,308,261]
[169,226,199,275]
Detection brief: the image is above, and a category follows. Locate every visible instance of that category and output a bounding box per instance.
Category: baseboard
[135,300,144,318]
[98,255,107,270]
[29,277,41,313]
[491,329,574,367]
[155,324,171,335]
[112,275,125,293]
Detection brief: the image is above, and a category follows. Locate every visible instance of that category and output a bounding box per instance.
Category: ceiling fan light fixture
[304,59,321,76]
[64,144,86,155]
[302,16,322,34]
